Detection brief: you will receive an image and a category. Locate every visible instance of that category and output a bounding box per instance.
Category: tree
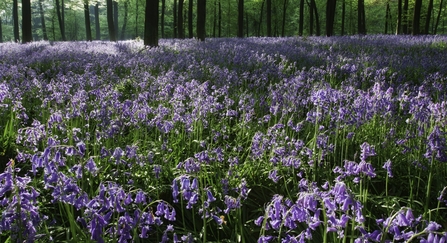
[358,0,366,34]
[22,0,32,43]
[144,0,158,46]
[384,1,391,34]
[121,0,129,39]
[0,16,3,43]
[281,0,287,37]
[412,0,422,35]
[425,0,434,34]
[95,3,100,39]
[13,0,19,42]
[299,0,304,35]
[178,0,184,38]
[107,0,116,41]
[266,0,271,36]
[55,0,66,40]
[396,0,402,34]
[326,0,337,36]
[341,0,345,35]
[38,0,48,40]
[161,0,166,38]
[434,0,444,34]
[173,0,177,37]
[188,0,193,38]
[238,0,244,37]
[402,0,408,34]
[84,0,92,41]
[197,0,206,41]
[113,0,119,38]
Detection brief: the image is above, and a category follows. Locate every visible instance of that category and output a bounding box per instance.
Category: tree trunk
[218,0,222,37]
[258,0,265,36]
[107,0,116,41]
[113,1,119,39]
[308,0,314,35]
[238,0,244,37]
[358,0,366,34]
[425,0,434,34]
[299,0,304,35]
[213,0,217,37]
[412,0,422,35]
[135,0,139,37]
[62,0,66,37]
[84,0,92,41]
[434,0,444,34]
[95,4,100,40]
[144,0,159,46]
[178,0,184,38]
[326,0,336,36]
[39,0,48,40]
[22,0,33,43]
[189,0,193,38]
[341,0,345,35]
[174,0,177,37]
[266,0,272,36]
[121,0,129,39]
[197,0,206,41]
[403,0,408,34]
[281,0,287,37]
[161,0,166,38]
[385,2,390,34]
[13,0,20,42]
[396,0,402,34]
[0,17,3,43]
[312,0,321,35]
[55,0,66,40]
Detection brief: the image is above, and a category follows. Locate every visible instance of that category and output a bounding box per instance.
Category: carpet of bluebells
[1,35,447,243]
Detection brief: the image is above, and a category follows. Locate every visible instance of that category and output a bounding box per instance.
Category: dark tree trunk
[425,0,434,34]
[341,0,345,35]
[299,0,304,35]
[412,0,422,35]
[266,0,272,36]
[326,0,337,36]
[113,1,119,39]
[385,2,390,34]
[246,10,249,36]
[135,0,139,37]
[121,0,129,39]
[258,0,265,36]
[95,4,100,39]
[403,0,409,34]
[107,0,116,41]
[22,0,33,43]
[197,0,206,41]
[13,0,20,42]
[55,0,66,40]
[311,0,321,35]
[213,0,217,37]
[396,0,402,34]
[308,0,314,35]
[0,17,2,43]
[62,0,65,36]
[281,0,287,37]
[144,0,159,46]
[218,0,222,37]
[434,0,444,34]
[358,0,366,34]
[189,0,193,38]
[174,0,178,37]
[178,0,184,38]
[84,0,92,41]
[39,0,48,40]
[161,0,166,38]
[238,0,244,37]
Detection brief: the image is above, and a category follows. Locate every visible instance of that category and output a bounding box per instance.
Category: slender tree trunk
[396,0,402,34]
[161,0,166,38]
[258,0,265,36]
[135,0,139,37]
[403,0,408,34]
[13,0,20,42]
[246,10,249,36]
[341,0,345,35]
[299,0,304,35]
[434,0,444,34]
[385,2,390,34]
[22,0,33,43]
[113,1,119,39]
[121,0,129,39]
[358,0,366,34]
[144,0,159,46]
[213,0,217,37]
[84,0,92,41]
[174,0,178,37]
[238,0,244,37]
[326,0,336,36]
[107,0,116,41]
[189,0,193,38]
[39,0,48,40]
[197,0,206,41]
[266,0,272,36]
[55,0,66,40]
[425,0,434,34]
[0,17,2,43]
[412,0,422,35]
[62,0,65,37]
[308,0,314,35]
[95,4,100,39]
[218,0,222,37]
[313,0,321,35]
[281,0,287,37]
[178,0,184,38]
